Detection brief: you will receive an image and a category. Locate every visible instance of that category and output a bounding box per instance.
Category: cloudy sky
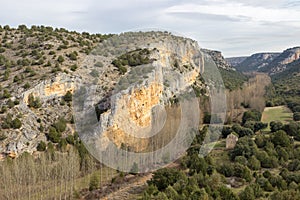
[1,0,300,57]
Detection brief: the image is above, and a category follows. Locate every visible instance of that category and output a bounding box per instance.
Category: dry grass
[261,106,293,131]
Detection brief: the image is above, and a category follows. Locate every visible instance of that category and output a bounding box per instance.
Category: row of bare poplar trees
[0,148,96,200]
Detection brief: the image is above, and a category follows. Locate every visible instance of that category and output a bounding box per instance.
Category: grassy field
[261,106,293,131]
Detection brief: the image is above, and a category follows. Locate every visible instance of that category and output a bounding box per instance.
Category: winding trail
[102,173,152,200]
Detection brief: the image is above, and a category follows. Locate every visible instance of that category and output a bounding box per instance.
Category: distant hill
[273,58,300,81]
[263,50,300,112]
[226,56,248,67]
[259,47,300,74]
[229,47,300,112]
[233,47,300,75]
[235,53,280,72]
[272,58,300,95]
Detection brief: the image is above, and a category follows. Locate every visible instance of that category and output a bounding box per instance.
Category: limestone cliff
[23,73,75,104]
[0,30,253,159]
[74,32,204,156]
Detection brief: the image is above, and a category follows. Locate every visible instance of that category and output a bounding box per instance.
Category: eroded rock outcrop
[202,49,233,70]
[1,73,76,155]
[76,33,204,155]
[23,73,75,105]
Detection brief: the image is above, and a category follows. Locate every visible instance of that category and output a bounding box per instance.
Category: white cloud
[0,0,299,56]
[164,2,300,26]
[0,0,90,28]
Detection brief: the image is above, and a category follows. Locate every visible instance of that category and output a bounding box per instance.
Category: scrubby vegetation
[0,24,112,86]
[219,68,248,91]
[203,60,248,91]
[63,90,72,102]
[142,116,300,200]
[112,48,153,74]
[267,61,300,120]
[1,25,300,200]
[36,141,47,151]
[1,114,22,129]
[27,93,42,108]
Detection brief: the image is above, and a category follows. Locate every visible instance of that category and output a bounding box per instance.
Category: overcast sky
[1,0,300,57]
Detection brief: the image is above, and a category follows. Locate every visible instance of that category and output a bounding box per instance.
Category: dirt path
[102,173,152,200]
[100,162,181,200]
[81,162,181,199]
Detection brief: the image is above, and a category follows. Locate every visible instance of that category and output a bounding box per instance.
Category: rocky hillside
[234,47,300,74]
[273,58,300,80]
[0,26,242,161]
[235,53,280,72]
[0,25,112,157]
[226,56,247,67]
[269,57,300,110]
[0,25,253,165]
[76,31,208,172]
[201,49,233,70]
[259,47,300,74]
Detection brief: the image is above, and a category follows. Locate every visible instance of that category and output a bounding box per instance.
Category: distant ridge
[226,56,248,67]
[232,46,300,75]
[259,47,300,74]
[235,53,280,72]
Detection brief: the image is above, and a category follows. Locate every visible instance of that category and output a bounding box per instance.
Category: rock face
[235,53,280,72]
[23,73,75,104]
[127,83,163,127]
[202,49,233,70]
[75,32,203,156]
[1,73,76,155]
[273,59,300,80]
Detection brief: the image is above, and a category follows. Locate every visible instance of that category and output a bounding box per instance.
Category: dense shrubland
[142,108,300,200]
